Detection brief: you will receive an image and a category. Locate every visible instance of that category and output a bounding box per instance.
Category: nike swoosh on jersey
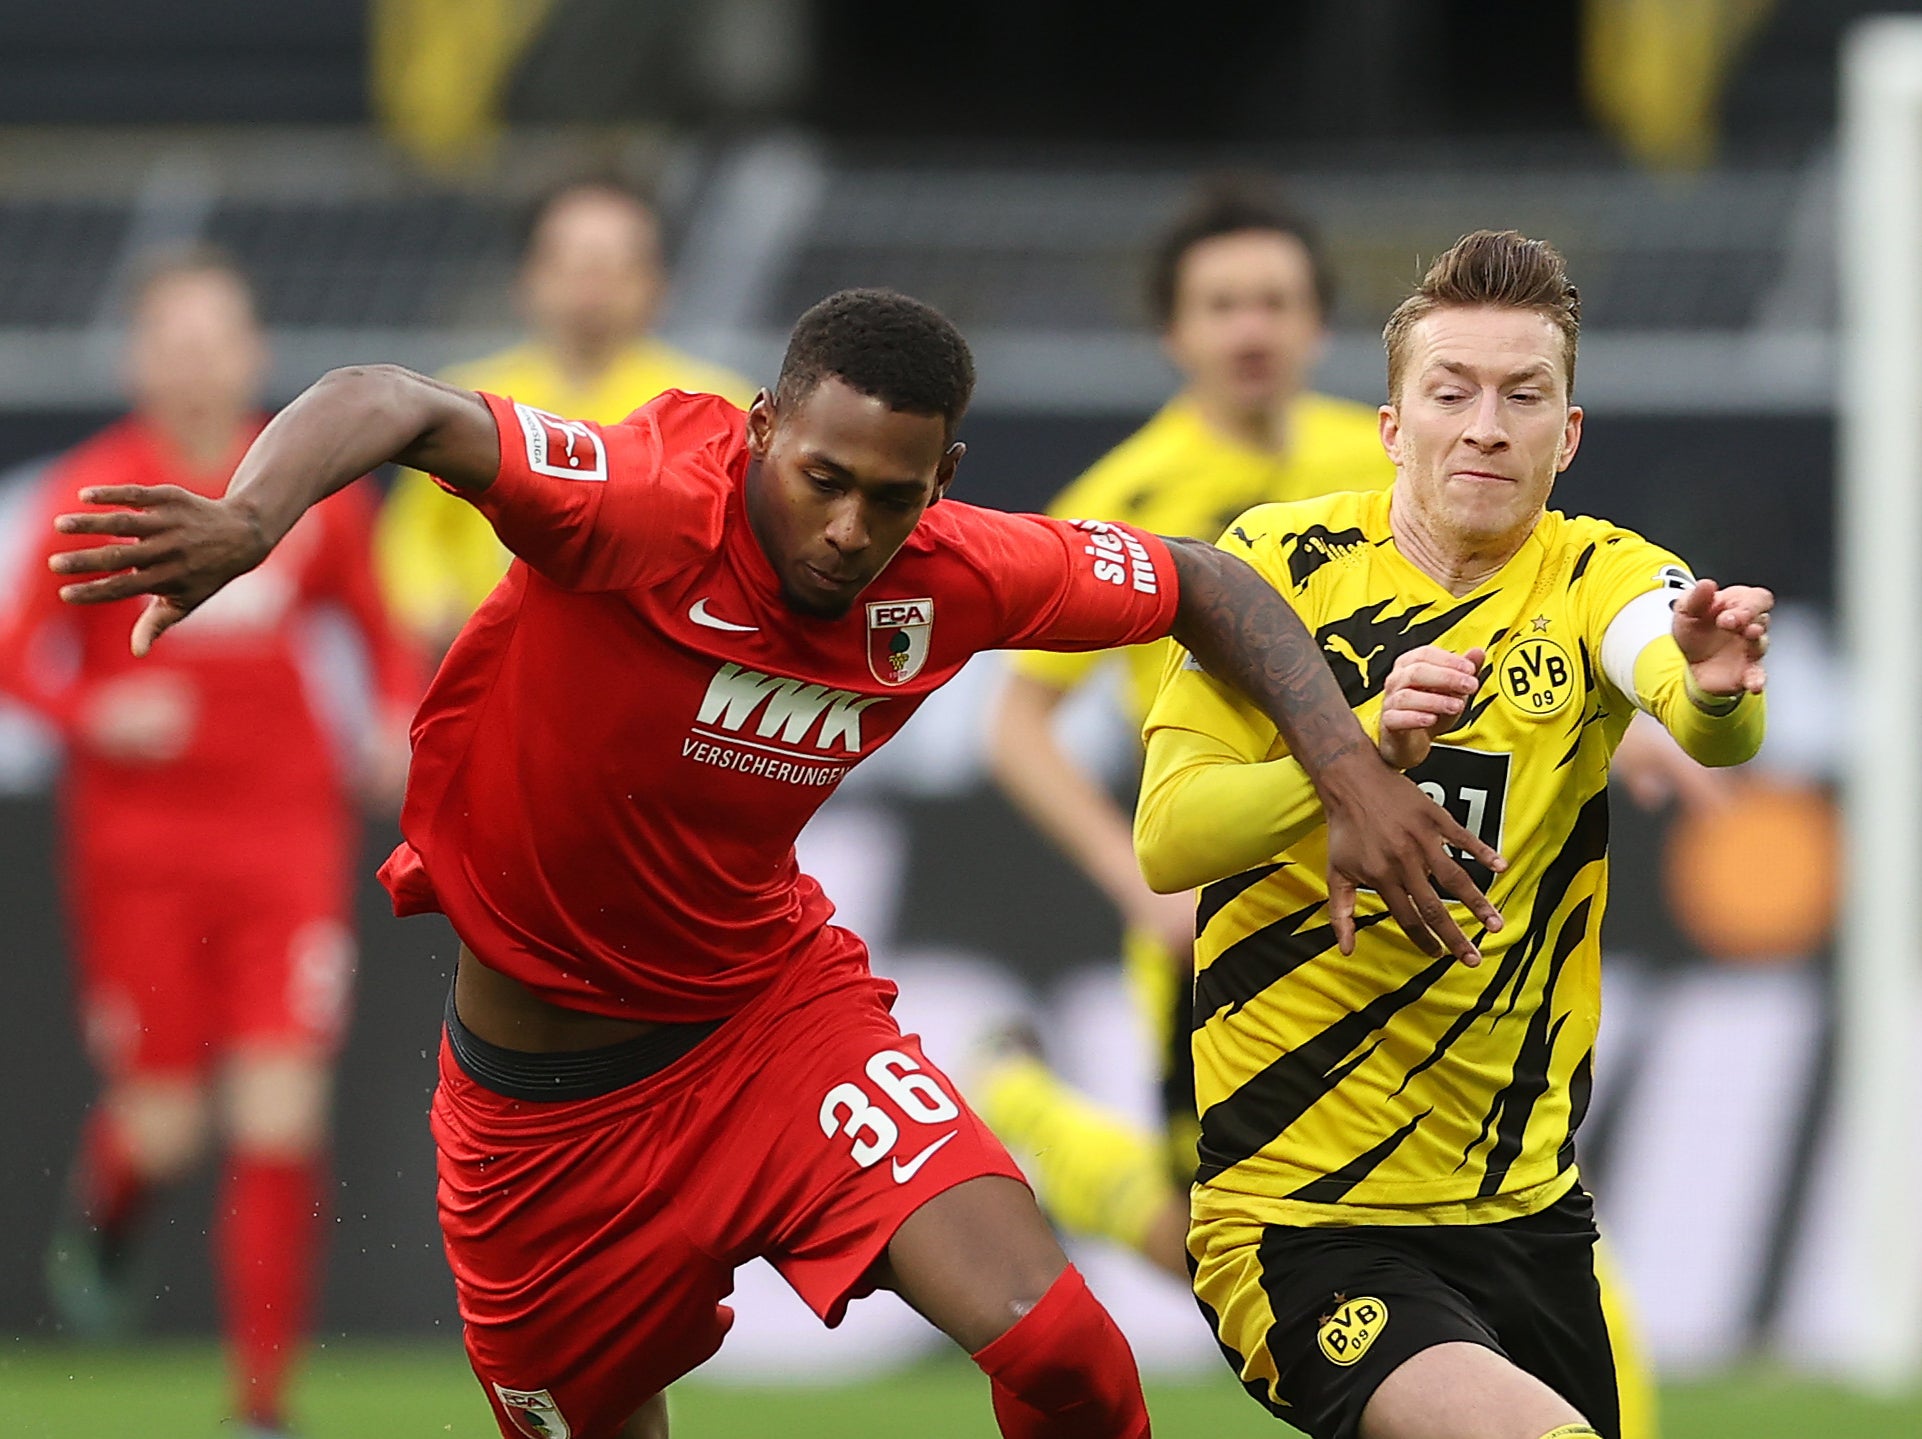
[688,597,759,632]
[890,1130,958,1184]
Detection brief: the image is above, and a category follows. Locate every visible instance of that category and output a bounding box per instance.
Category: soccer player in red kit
[49,289,1503,1439]
[0,250,421,1436]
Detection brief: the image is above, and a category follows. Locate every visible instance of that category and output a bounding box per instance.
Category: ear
[1556,404,1584,473]
[1378,403,1402,465]
[930,441,965,505]
[745,389,775,459]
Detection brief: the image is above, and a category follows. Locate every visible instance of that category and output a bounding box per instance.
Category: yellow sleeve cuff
[1631,640,1766,767]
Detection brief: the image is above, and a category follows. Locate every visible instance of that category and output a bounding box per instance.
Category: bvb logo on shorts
[1317,1295,1389,1367]
[1499,636,1576,718]
[493,1384,572,1438]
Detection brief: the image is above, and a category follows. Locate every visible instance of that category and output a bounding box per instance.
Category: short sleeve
[978,512,1180,652]
[443,391,731,592]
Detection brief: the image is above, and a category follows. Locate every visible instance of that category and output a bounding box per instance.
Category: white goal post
[1837,12,1922,1391]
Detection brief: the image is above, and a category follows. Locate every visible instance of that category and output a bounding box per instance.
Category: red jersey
[380,390,1180,1022]
[0,417,423,868]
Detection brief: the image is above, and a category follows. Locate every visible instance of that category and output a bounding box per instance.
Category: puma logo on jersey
[696,663,883,753]
[1324,633,1386,688]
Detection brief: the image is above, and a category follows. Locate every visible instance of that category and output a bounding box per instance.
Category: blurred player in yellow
[981,181,1390,1271]
[1138,231,1768,1439]
[376,177,752,648]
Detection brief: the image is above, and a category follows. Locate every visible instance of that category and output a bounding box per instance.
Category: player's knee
[972,1265,1146,1432]
[224,1050,332,1158]
[112,1078,212,1180]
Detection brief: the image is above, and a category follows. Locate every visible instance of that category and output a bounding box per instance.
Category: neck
[147,408,249,476]
[546,332,626,392]
[1388,488,1534,596]
[1185,387,1294,454]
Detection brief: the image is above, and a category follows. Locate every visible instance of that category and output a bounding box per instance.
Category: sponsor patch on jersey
[1498,635,1577,719]
[866,597,934,686]
[1317,1296,1388,1367]
[513,403,607,482]
[493,1384,572,1438]
[1070,519,1160,595]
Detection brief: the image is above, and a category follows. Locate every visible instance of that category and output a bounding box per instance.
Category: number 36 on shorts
[819,1049,960,1169]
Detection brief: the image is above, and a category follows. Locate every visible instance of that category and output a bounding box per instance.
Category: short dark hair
[775,289,975,436]
[520,174,659,257]
[126,242,257,317]
[1147,179,1333,328]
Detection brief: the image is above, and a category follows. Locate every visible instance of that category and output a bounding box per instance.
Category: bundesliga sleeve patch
[513,403,607,482]
[1657,562,1695,594]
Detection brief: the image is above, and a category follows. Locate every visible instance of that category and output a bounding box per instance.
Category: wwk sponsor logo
[682,663,887,786]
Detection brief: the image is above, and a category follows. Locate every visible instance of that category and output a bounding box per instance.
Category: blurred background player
[980,181,1390,1273]
[375,176,754,651]
[0,249,422,1438]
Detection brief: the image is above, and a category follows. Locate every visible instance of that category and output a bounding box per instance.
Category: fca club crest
[493,1384,572,1438]
[866,597,934,686]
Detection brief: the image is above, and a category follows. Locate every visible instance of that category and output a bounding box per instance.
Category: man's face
[125,269,266,426]
[520,191,662,352]
[744,376,962,619]
[1163,229,1324,417]
[1381,305,1582,547]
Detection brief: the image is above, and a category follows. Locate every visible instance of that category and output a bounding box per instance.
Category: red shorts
[433,937,1026,1439]
[68,830,356,1078]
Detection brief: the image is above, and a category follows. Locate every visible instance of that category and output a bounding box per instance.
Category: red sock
[76,1107,149,1245]
[217,1152,325,1427]
[973,1265,1151,1439]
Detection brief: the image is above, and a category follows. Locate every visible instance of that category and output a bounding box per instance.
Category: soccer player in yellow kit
[376,178,752,648]
[1136,231,1769,1439]
[982,185,1390,1272]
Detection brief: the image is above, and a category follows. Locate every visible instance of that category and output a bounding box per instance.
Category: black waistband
[443,986,722,1102]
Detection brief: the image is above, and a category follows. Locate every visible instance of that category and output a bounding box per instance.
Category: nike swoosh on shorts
[890,1130,959,1184]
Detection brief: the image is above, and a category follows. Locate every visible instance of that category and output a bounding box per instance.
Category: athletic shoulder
[625,341,758,409]
[441,344,543,395]
[1044,404,1196,522]
[1545,510,1694,631]
[1215,489,1387,597]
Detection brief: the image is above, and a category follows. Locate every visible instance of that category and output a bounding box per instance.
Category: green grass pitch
[4,1341,1919,1437]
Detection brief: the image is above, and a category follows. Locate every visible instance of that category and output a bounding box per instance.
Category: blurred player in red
[49,288,1501,1439]
[0,250,421,1438]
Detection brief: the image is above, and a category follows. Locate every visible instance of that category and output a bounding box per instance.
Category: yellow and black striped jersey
[1013,392,1392,725]
[1138,486,1763,1227]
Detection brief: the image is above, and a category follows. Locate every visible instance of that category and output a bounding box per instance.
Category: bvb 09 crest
[1317,1296,1389,1367]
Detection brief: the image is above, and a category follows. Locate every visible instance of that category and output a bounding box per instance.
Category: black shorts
[1189,1185,1619,1439]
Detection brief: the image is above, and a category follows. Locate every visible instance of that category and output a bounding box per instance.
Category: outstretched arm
[1160,537,1505,964]
[49,365,496,655]
[1601,578,1768,767]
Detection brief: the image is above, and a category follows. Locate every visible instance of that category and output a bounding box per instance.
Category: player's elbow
[1133,799,1200,895]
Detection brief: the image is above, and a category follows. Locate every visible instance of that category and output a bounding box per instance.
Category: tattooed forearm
[1163,537,1367,776]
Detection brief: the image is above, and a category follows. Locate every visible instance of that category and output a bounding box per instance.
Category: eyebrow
[800,451,926,495]
[1434,359,1554,386]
